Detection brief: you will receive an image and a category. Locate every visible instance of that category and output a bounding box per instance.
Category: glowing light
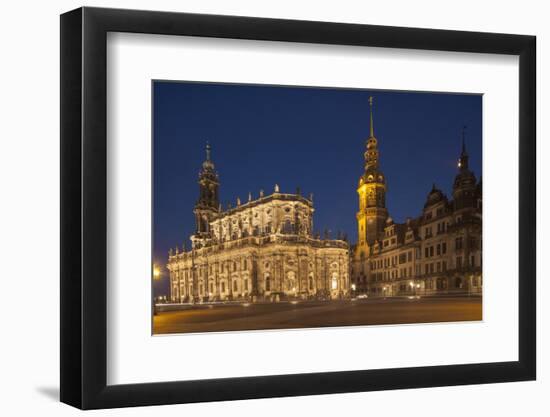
[351,283,357,291]
[153,265,161,279]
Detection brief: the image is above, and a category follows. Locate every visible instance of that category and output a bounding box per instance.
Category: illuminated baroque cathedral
[167,144,350,303]
[351,98,482,296]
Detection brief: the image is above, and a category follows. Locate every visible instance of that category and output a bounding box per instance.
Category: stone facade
[352,99,482,297]
[167,145,350,303]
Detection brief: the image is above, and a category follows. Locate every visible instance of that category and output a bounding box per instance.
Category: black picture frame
[60,6,536,410]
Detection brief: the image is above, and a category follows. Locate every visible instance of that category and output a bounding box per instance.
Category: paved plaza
[153,296,482,334]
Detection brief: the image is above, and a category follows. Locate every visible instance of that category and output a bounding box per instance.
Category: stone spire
[194,142,219,236]
[458,125,469,170]
[364,96,381,174]
[369,95,375,138]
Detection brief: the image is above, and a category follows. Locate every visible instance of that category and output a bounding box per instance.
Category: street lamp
[153,265,161,280]
[153,263,163,315]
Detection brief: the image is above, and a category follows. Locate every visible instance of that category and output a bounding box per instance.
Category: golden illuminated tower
[356,97,388,251]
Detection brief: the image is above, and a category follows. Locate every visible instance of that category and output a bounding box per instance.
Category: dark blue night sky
[153,81,482,296]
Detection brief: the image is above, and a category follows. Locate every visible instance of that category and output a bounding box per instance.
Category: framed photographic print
[60,6,536,409]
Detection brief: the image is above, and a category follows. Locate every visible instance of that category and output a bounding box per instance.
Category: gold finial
[368,96,374,138]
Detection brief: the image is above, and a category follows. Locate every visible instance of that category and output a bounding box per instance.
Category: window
[243,259,248,270]
[436,244,441,256]
[429,246,434,257]
[265,276,271,291]
[233,261,237,271]
[442,242,447,254]
[436,262,441,272]
[456,256,463,268]
[233,280,238,292]
[442,261,447,272]
[209,283,213,293]
[221,282,225,292]
[455,277,463,288]
[309,276,314,290]
[425,247,429,258]
[244,279,248,291]
[407,251,412,262]
[331,273,338,290]
[455,237,463,250]
[425,264,429,275]
[470,255,475,267]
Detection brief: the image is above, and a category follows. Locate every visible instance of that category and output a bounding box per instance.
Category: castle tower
[453,127,477,211]
[192,142,219,245]
[356,96,388,251]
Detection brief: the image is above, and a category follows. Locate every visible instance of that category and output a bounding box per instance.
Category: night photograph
[152,81,482,334]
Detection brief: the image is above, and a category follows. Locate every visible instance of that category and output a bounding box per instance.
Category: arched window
[331,272,339,290]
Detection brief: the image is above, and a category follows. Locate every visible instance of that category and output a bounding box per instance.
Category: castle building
[167,144,350,303]
[351,98,482,297]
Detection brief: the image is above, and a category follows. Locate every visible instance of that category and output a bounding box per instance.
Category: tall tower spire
[355,96,388,250]
[369,96,375,138]
[458,125,469,170]
[193,142,220,245]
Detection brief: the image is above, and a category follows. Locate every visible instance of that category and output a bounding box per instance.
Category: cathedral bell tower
[192,142,219,246]
[356,96,388,251]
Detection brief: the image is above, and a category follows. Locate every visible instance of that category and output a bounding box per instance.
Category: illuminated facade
[167,144,350,303]
[351,99,482,296]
